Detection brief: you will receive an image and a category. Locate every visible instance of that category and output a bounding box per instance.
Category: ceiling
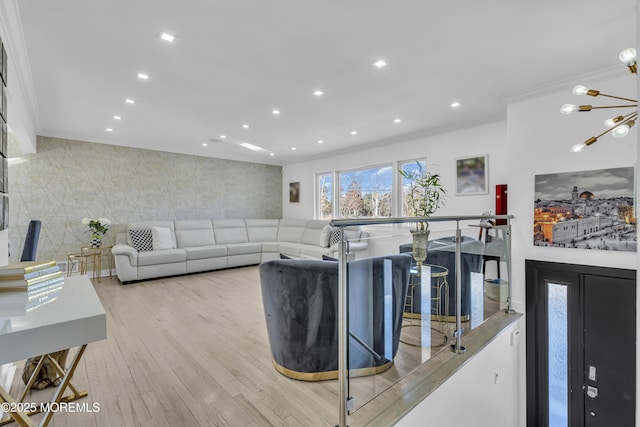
[15,0,637,165]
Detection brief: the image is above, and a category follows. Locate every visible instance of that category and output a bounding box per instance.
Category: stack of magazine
[0,260,64,315]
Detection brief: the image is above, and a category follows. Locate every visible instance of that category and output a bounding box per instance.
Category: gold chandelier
[561,48,637,153]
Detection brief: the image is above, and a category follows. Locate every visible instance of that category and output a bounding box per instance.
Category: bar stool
[401,264,449,346]
[67,251,101,282]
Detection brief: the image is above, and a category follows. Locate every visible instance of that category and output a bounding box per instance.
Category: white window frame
[335,162,393,219]
[314,157,427,221]
[315,172,333,220]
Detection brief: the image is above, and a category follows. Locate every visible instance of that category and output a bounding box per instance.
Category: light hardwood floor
[7,267,452,427]
[8,266,507,426]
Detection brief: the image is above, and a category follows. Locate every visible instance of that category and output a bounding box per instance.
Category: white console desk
[0,275,106,426]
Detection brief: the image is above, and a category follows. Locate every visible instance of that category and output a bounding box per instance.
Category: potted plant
[399,163,446,270]
[82,217,111,248]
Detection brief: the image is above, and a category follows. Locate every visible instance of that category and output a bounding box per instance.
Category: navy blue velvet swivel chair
[20,220,41,262]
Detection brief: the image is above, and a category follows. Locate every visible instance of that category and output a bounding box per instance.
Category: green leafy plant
[399,162,446,231]
[81,217,111,235]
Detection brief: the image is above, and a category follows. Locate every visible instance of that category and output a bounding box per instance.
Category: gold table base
[0,345,89,427]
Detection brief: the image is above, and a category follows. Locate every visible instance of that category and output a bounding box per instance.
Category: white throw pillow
[319,225,332,248]
[152,226,174,251]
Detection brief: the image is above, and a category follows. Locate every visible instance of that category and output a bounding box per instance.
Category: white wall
[396,317,524,427]
[283,121,508,220]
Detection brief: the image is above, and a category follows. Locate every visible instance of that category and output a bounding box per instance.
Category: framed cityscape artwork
[455,154,488,195]
[533,166,636,252]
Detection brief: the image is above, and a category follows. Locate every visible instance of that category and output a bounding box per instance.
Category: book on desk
[0,260,61,292]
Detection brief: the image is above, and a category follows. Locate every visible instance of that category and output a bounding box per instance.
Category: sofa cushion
[319,225,332,248]
[175,220,215,248]
[184,245,227,260]
[138,249,186,266]
[260,242,280,253]
[226,243,262,256]
[278,242,302,257]
[344,226,363,241]
[152,226,174,250]
[277,219,307,243]
[213,219,249,244]
[301,220,329,246]
[245,219,279,242]
[127,221,176,247]
[129,229,153,251]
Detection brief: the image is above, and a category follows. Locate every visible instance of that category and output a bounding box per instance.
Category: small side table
[81,246,113,278]
[67,252,101,282]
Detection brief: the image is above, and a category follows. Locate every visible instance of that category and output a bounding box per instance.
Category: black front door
[582,274,635,425]
[526,260,636,427]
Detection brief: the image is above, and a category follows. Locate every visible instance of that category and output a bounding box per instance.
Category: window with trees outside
[399,159,427,216]
[338,164,393,218]
[317,173,332,220]
[316,158,426,220]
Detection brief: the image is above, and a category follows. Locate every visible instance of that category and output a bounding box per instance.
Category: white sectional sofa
[111,219,369,283]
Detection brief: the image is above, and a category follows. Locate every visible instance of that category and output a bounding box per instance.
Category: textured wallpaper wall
[8,136,282,263]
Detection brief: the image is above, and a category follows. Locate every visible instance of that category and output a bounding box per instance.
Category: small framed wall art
[289,182,300,203]
[455,154,488,195]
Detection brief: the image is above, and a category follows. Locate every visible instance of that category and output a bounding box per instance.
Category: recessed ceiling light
[291,147,296,151]
[450,101,461,108]
[270,153,275,156]
[242,124,250,129]
[272,109,281,115]
[160,32,175,42]
[137,73,149,80]
[317,140,324,144]
[350,130,358,135]
[239,142,266,152]
[393,118,402,123]
[202,143,208,147]
[106,128,113,132]
[313,90,324,96]
[125,98,135,104]
[373,59,389,68]
[113,115,122,120]
[219,134,227,139]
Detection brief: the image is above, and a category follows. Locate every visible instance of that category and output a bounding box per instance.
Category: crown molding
[0,0,40,149]
[501,65,627,105]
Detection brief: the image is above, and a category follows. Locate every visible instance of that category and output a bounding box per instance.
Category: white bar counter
[0,275,106,365]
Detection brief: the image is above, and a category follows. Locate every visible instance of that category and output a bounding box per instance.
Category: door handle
[587,385,598,399]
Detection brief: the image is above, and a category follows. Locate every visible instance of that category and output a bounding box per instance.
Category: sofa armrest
[112,244,138,265]
[112,244,139,282]
[329,241,369,260]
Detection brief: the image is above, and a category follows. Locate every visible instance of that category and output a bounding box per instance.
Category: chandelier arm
[591,113,638,140]
[597,93,638,103]
[590,105,637,110]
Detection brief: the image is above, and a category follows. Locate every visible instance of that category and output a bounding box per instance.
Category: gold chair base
[272,359,393,381]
